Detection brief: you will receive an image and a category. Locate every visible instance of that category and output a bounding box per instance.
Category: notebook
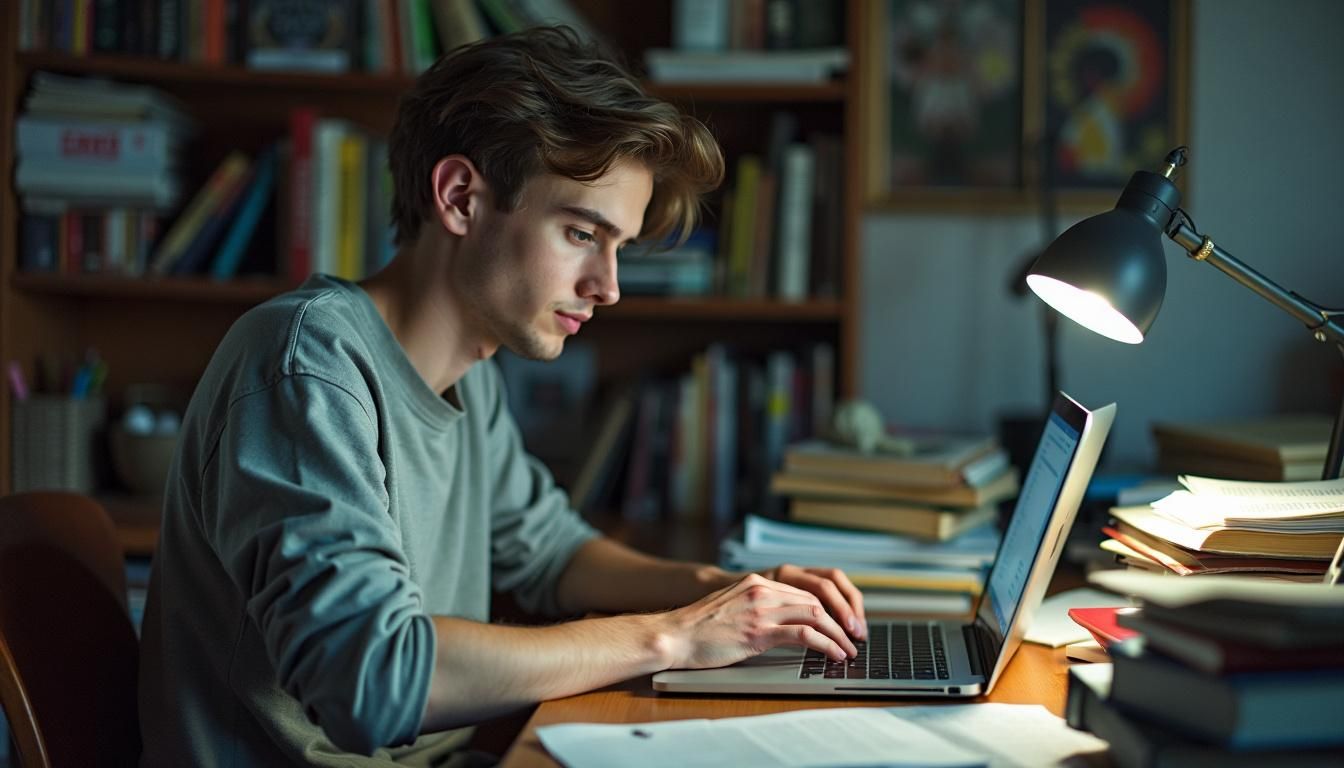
[653,391,1115,697]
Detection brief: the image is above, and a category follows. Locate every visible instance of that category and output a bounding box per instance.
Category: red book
[1068,606,1141,648]
[287,107,318,284]
[1118,611,1344,674]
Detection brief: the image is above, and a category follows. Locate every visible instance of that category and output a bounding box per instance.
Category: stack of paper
[1103,475,1344,573]
[722,516,997,615]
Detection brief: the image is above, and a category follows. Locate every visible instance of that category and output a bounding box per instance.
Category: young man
[138,27,865,766]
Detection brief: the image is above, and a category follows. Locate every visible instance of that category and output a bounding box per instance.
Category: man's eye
[568,228,595,244]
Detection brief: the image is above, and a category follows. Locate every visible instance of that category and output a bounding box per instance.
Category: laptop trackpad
[733,646,806,668]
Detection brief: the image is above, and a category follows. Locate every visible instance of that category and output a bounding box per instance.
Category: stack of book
[721,515,999,617]
[1068,570,1344,767]
[770,433,1019,541]
[1151,414,1333,481]
[16,73,192,275]
[1102,475,1344,582]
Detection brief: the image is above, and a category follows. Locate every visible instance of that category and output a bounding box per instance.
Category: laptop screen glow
[986,411,1082,636]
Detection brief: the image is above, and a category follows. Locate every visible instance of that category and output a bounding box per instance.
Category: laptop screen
[980,402,1084,637]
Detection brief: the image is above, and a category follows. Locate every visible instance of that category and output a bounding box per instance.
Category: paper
[1023,588,1131,648]
[537,704,1107,768]
[895,704,1108,768]
[741,515,1000,567]
[537,707,985,768]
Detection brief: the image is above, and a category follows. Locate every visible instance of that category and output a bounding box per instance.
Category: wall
[860,0,1344,469]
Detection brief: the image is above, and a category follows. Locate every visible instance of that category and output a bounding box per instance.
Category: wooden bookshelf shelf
[15,51,415,93]
[604,296,843,321]
[11,273,292,304]
[16,51,846,103]
[646,81,846,103]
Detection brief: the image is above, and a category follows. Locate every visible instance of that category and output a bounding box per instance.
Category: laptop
[653,391,1116,698]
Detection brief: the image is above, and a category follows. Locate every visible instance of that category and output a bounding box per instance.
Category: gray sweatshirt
[138,275,597,766]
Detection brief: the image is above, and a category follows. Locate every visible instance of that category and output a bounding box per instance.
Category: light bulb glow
[1026,274,1144,344]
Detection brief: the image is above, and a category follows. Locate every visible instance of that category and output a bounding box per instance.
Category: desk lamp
[1025,146,1344,583]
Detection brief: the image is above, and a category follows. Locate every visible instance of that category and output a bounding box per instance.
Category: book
[1067,606,1141,648]
[723,514,999,570]
[567,385,636,514]
[1089,569,1344,649]
[16,117,179,172]
[245,0,356,72]
[149,150,249,274]
[1153,414,1333,464]
[1064,639,1109,663]
[1066,664,1341,768]
[15,164,181,209]
[788,497,997,541]
[1110,504,1344,560]
[210,144,278,280]
[286,107,317,283]
[1108,638,1344,750]
[1103,523,1331,578]
[773,142,814,301]
[1116,611,1344,675]
[170,158,255,275]
[771,465,1020,508]
[783,434,1004,489]
[336,130,367,280]
[644,48,849,83]
[1157,450,1326,482]
[429,0,487,53]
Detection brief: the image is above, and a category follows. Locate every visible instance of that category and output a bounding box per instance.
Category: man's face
[455,158,652,361]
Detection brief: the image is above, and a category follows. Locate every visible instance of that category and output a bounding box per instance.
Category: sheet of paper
[537,707,986,768]
[893,704,1108,768]
[1023,588,1130,647]
[538,704,1106,768]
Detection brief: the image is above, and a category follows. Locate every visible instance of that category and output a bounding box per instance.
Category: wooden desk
[499,641,1073,767]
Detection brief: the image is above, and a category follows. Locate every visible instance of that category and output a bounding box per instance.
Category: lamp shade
[1027,170,1181,344]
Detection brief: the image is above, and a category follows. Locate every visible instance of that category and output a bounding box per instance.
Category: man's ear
[430,155,487,236]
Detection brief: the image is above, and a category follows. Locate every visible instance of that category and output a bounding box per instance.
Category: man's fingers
[813,568,867,636]
[766,603,858,658]
[790,572,865,641]
[765,624,849,662]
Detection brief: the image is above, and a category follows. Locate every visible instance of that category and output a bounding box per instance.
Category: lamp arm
[1166,216,1344,480]
[1166,218,1344,346]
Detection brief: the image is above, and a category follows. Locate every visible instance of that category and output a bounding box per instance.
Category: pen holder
[10,395,107,493]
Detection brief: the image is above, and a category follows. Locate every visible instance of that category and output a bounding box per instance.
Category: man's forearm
[420,613,671,732]
[554,536,738,615]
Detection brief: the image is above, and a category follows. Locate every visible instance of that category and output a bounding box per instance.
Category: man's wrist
[693,563,738,594]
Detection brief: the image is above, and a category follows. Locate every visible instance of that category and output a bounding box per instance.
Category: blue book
[210,145,277,280]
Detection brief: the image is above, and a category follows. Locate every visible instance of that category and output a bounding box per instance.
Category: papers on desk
[537,704,1108,768]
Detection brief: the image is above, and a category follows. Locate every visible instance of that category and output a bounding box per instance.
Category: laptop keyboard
[799,622,950,680]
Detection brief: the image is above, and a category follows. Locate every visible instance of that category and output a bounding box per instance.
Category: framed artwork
[875,0,1025,193]
[862,0,1189,208]
[1043,0,1189,190]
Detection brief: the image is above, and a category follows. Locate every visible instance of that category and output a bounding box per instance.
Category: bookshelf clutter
[2,1,862,519]
[1069,571,1344,766]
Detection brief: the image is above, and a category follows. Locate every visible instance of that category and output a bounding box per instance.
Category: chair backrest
[0,492,141,768]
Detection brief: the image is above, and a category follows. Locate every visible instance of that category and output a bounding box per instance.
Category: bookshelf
[0,1,866,515]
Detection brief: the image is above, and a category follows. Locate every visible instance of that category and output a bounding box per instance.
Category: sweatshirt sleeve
[480,362,599,617]
[198,373,434,755]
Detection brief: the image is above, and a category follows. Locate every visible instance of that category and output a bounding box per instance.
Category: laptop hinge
[964,619,998,678]
[962,625,984,677]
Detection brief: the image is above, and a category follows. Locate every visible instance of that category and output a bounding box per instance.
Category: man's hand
[655,573,860,670]
[759,564,867,641]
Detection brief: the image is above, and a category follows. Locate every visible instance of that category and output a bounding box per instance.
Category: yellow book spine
[337,133,367,280]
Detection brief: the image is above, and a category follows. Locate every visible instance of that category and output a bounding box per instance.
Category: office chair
[0,492,140,768]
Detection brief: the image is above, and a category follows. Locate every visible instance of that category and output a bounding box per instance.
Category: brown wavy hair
[388,26,724,247]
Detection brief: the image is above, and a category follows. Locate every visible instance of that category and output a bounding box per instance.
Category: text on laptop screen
[986,411,1082,635]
